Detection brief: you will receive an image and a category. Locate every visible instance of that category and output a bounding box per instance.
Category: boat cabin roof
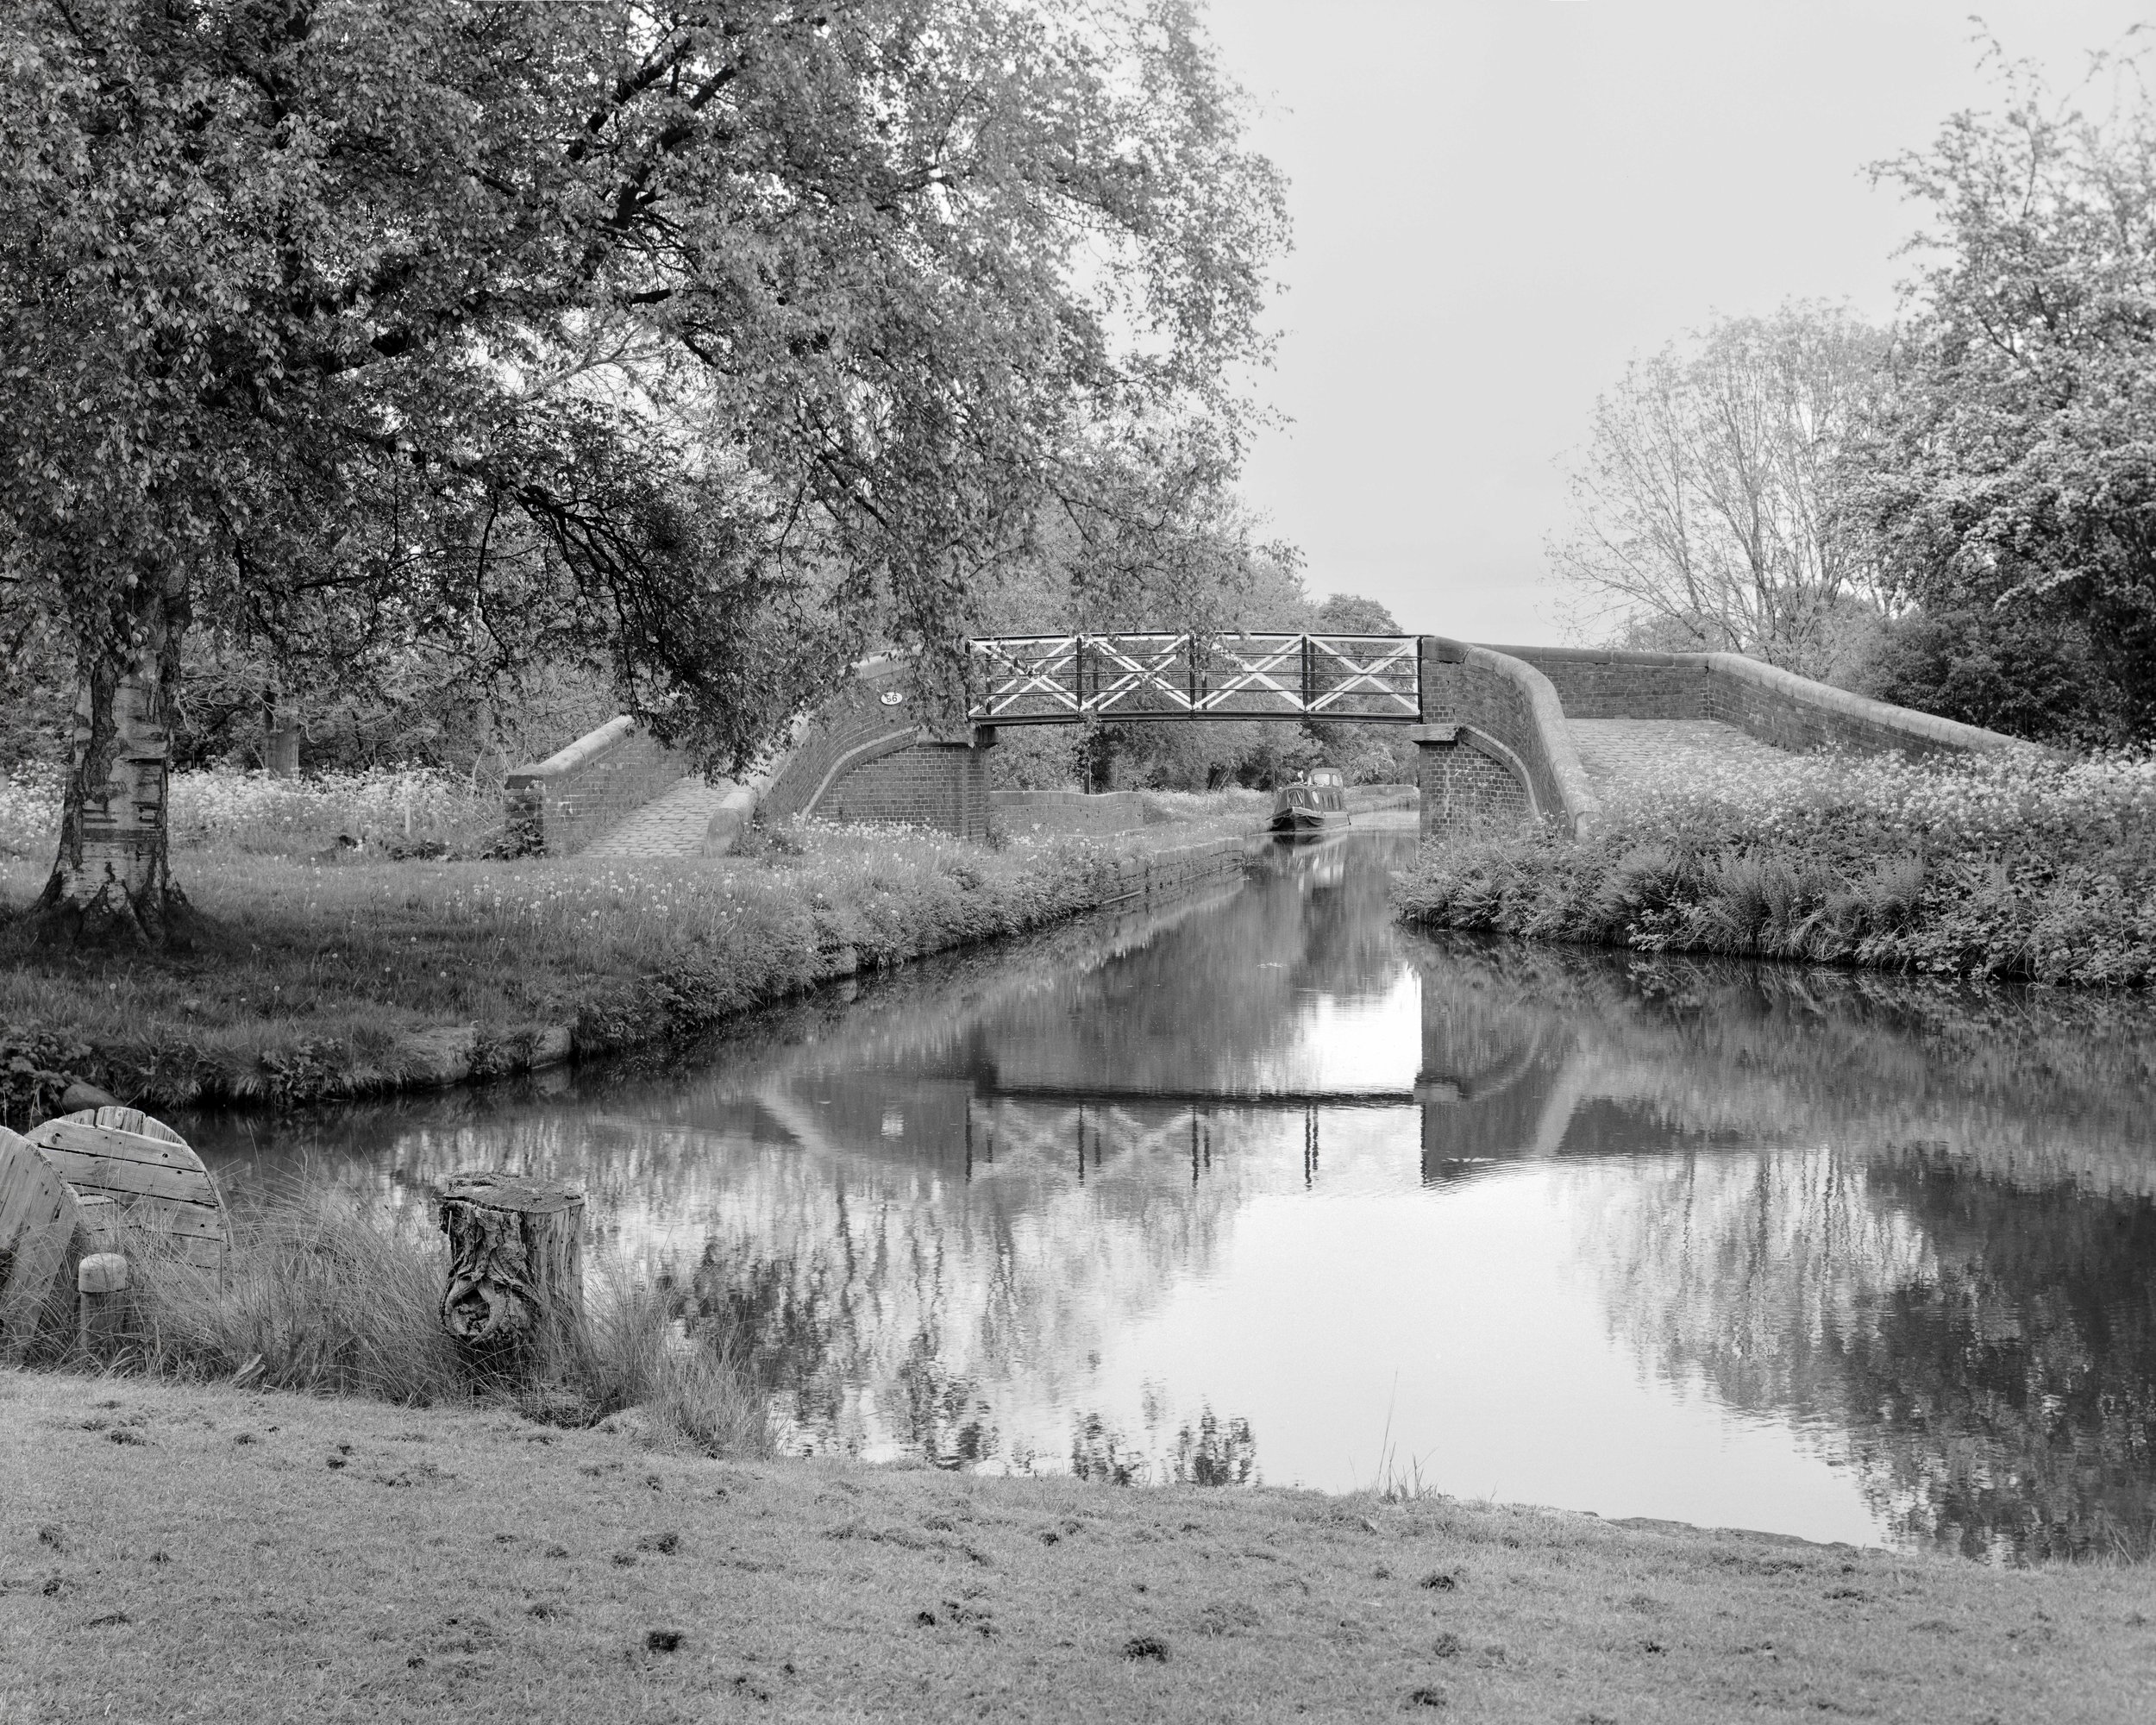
[1276,780,1346,811]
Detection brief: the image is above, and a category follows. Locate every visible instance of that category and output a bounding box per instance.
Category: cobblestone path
[1567,718,1791,797]
[581,776,734,860]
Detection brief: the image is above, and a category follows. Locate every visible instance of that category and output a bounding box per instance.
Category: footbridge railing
[968,633,1422,724]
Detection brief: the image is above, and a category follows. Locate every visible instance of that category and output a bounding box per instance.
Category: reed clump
[87,1179,772,1458]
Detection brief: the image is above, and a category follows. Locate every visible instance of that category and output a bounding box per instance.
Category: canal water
[189,831,2156,1560]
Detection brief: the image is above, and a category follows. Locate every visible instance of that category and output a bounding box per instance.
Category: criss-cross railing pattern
[966,633,1421,724]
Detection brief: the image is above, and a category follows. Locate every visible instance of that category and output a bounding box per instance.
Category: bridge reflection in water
[188,831,2156,1559]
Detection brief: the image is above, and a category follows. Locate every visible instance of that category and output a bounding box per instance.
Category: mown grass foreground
[7,1372,2155,1724]
[1397,749,2156,984]
[0,811,1257,1119]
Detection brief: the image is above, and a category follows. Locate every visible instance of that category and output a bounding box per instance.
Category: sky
[1200,0,2152,643]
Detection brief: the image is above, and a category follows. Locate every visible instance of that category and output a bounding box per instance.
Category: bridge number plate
[879,691,907,706]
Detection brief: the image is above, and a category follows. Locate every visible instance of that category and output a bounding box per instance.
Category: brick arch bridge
[758,630,2029,841]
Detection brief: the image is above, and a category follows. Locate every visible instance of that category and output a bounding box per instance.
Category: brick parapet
[1475,643,2032,758]
[759,656,922,825]
[504,718,689,857]
[1695,653,2032,756]
[1419,639,1601,837]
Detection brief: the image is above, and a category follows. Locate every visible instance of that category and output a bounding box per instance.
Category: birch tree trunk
[34,579,187,947]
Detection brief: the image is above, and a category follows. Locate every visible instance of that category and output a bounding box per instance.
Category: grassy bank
[9,1370,2156,1723]
[0,802,1263,1121]
[1397,749,2156,983]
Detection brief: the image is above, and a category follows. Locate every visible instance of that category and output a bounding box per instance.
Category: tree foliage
[1852,36,2156,744]
[0,0,1285,938]
[1548,303,1890,681]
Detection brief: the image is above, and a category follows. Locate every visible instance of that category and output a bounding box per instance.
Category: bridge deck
[581,775,733,860]
[1566,718,1791,798]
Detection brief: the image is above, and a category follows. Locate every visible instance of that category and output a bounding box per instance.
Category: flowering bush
[1614,747,2156,859]
[167,766,497,851]
[0,764,498,856]
[1396,748,2156,985]
[0,764,61,858]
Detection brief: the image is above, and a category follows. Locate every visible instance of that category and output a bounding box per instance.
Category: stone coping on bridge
[505,716,690,858]
[1475,643,2035,758]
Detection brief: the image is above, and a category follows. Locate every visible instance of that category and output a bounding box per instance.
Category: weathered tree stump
[437,1172,586,1368]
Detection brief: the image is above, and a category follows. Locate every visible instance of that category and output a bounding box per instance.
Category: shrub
[0,1024,92,1132]
[1395,748,2156,984]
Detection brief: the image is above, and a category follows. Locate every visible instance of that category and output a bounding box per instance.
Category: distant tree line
[1551,37,2156,750]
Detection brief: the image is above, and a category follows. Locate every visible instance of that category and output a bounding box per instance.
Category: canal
[190,830,2156,1560]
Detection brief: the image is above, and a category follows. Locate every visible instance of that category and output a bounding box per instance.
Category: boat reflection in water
[187,834,2156,1559]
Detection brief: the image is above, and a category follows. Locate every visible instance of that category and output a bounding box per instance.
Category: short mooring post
[436,1172,586,1367]
[76,1253,129,1358]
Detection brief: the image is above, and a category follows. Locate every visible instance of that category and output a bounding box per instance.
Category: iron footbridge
[966,632,1423,724]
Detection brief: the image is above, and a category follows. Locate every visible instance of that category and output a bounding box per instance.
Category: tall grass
[130,1188,467,1400]
[1397,748,2156,984]
[97,1179,772,1456]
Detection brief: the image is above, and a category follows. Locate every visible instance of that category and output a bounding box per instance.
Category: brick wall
[1473,647,1710,721]
[760,657,922,825]
[1478,643,2027,757]
[505,717,687,857]
[1420,657,1545,794]
[822,742,994,840]
[1419,640,1598,834]
[1415,736,1534,839]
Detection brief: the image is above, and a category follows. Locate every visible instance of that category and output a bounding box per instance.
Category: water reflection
[1421,938,2156,1560]
[185,833,2156,1554]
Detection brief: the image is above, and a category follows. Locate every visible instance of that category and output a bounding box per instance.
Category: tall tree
[0,0,1285,943]
[1851,36,2156,744]
[1548,304,1889,679]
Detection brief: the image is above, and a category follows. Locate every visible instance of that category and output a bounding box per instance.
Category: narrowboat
[1269,767,1351,838]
